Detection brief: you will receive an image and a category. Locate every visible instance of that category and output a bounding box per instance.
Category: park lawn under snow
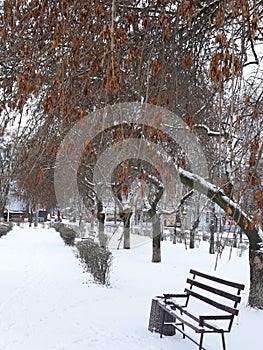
[0,224,262,350]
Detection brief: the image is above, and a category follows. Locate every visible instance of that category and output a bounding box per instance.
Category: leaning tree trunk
[248,249,263,308]
[178,167,263,308]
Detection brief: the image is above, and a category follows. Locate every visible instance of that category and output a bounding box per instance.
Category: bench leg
[221,333,226,350]
[179,311,185,338]
[199,333,204,350]
[182,323,185,338]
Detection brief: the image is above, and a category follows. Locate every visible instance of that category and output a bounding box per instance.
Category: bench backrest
[184,269,245,329]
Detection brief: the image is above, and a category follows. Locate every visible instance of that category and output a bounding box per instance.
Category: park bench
[154,269,245,350]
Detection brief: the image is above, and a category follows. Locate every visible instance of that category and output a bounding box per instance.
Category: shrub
[53,222,76,246]
[0,223,13,238]
[76,239,112,286]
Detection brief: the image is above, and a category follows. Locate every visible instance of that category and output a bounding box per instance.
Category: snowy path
[0,224,262,350]
[0,225,173,350]
[0,225,91,350]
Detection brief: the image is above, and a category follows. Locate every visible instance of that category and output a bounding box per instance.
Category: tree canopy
[1,0,263,306]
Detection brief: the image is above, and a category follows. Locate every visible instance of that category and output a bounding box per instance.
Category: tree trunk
[209,203,215,254]
[97,200,106,248]
[173,210,180,244]
[233,232,237,248]
[248,249,263,309]
[90,209,95,231]
[189,216,199,249]
[190,193,201,249]
[148,186,163,262]
[152,214,161,262]
[34,205,38,227]
[121,212,132,249]
[173,225,177,244]
[29,208,33,227]
[189,228,195,249]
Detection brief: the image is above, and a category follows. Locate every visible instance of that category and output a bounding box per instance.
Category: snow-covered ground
[0,224,262,350]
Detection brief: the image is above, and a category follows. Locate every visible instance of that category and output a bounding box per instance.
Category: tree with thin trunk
[209,202,216,254]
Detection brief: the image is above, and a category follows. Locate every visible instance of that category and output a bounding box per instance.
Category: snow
[258,228,263,243]
[0,224,262,350]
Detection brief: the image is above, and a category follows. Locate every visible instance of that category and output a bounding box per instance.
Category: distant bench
[149,269,245,350]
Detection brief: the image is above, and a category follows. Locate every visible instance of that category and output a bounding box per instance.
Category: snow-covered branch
[178,167,263,249]
[158,190,194,215]
[194,124,222,137]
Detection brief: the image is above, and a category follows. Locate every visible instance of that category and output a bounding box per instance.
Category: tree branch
[178,168,262,250]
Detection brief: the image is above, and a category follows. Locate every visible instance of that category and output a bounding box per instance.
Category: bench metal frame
[158,269,245,350]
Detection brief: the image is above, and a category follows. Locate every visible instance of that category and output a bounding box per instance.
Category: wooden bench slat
[168,311,204,333]
[184,289,239,315]
[189,269,245,291]
[177,309,221,331]
[159,301,228,331]
[186,278,242,303]
[169,309,226,333]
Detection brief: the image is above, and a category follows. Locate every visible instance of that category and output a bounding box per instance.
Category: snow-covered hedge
[76,239,112,286]
[0,223,12,238]
[53,222,76,246]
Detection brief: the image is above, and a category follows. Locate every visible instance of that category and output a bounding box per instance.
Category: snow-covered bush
[0,223,12,237]
[53,222,76,246]
[76,239,112,286]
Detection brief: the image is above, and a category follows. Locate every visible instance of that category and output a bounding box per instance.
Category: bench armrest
[163,293,188,299]
[162,293,188,308]
[161,293,188,305]
[199,315,233,328]
[157,293,187,301]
